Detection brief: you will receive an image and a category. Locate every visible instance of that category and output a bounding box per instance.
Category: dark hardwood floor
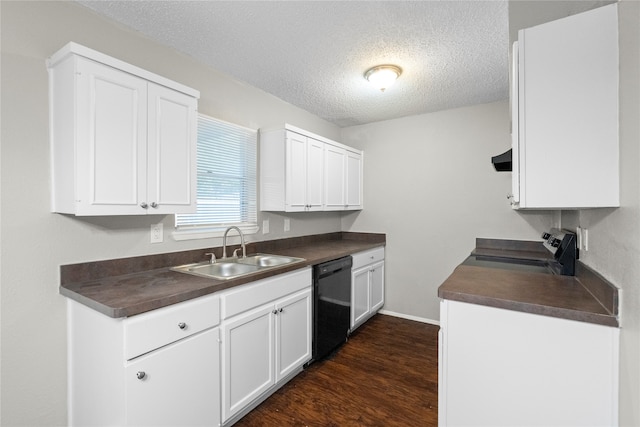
[235,314,439,426]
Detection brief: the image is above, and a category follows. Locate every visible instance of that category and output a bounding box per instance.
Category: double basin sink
[171,254,306,281]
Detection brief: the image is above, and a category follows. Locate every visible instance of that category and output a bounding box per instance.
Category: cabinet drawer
[352,247,385,270]
[124,293,220,360]
[221,268,311,319]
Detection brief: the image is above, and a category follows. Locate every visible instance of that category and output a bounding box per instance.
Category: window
[174,115,257,239]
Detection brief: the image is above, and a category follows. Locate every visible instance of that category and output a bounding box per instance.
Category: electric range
[462,229,578,276]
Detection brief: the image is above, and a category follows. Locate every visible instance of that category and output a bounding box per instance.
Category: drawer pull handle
[136,371,146,380]
[279,308,284,313]
[272,309,278,315]
[178,322,187,330]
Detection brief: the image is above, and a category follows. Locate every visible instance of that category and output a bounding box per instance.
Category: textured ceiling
[76,1,509,127]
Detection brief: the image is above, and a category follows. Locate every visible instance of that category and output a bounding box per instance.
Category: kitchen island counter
[60,232,385,318]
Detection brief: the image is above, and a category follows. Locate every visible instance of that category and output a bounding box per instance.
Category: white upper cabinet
[511,4,619,209]
[324,144,346,210]
[345,149,363,210]
[260,124,363,212]
[48,42,199,215]
[324,145,363,210]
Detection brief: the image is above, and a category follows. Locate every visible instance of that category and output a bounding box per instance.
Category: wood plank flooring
[234,314,439,426]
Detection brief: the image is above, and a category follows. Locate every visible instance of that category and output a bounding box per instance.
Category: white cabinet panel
[351,266,370,327]
[324,144,346,209]
[285,131,308,210]
[48,43,198,215]
[260,124,362,212]
[75,57,147,215]
[512,4,619,209]
[275,290,312,381]
[147,83,197,214]
[306,138,325,210]
[439,300,619,426]
[68,293,221,427]
[222,305,275,422]
[345,150,363,210]
[220,270,312,424]
[369,261,384,313]
[350,247,385,330]
[125,328,220,427]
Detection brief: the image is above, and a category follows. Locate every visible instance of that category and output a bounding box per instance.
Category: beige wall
[0,1,342,424]
[340,101,556,321]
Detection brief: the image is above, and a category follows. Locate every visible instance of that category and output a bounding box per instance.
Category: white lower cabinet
[68,293,221,427]
[438,300,619,426]
[125,328,220,427]
[220,268,312,425]
[351,247,385,330]
[68,268,312,427]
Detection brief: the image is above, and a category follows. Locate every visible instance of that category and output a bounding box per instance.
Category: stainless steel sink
[237,254,304,268]
[171,254,305,280]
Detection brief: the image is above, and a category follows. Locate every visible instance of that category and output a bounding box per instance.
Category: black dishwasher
[313,256,352,361]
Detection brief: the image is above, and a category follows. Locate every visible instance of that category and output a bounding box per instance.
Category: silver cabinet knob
[136,371,146,380]
[178,322,186,330]
[150,202,158,208]
[140,202,148,209]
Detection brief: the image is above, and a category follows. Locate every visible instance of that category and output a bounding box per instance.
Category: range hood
[491,149,512,172]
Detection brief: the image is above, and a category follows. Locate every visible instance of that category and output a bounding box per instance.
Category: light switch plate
[262,219,269,234]
[284,218,290,232]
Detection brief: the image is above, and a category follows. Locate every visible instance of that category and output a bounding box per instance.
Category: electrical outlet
[284,218,290,232]
[583,228,589,251]
[576,226,583,250]
[262,219,270,234]
[150,223,163,243]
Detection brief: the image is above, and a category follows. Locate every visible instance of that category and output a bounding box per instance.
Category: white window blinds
[175,115,257,231]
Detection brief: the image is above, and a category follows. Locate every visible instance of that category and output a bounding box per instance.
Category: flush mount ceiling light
[364,64,402,92]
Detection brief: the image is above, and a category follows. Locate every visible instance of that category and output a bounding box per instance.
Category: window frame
[173,114,258,241]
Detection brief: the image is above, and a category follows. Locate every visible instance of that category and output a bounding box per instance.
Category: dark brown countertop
[438,239,619,327]
[60,232,385,318]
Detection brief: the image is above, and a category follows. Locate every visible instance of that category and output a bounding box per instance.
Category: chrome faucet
[222,226,246,259]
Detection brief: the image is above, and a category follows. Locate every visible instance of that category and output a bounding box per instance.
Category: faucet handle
[232,248,242,258]
[205,252,216,264]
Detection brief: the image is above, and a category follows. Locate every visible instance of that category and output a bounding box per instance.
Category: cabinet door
[125,328,220,427]
[345,150,363,210]
[516,5,618,208]
[351,266,370,329]
[147,83,197,214]
[285,132,308,211]
[275,290,312,381]
[369,261,384,313]
[76,58,147,215]
[306,138,325,211]
[324,144,346,210]
[222,305,275,423]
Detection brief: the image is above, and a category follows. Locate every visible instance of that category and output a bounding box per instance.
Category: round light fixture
[364,64,402,92]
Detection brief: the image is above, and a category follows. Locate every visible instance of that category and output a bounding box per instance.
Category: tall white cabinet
[48,42,199,215]
[260,124,363,212]
[511,4,619,209]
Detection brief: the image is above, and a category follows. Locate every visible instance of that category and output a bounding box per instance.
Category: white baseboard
[378,309,440,326]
